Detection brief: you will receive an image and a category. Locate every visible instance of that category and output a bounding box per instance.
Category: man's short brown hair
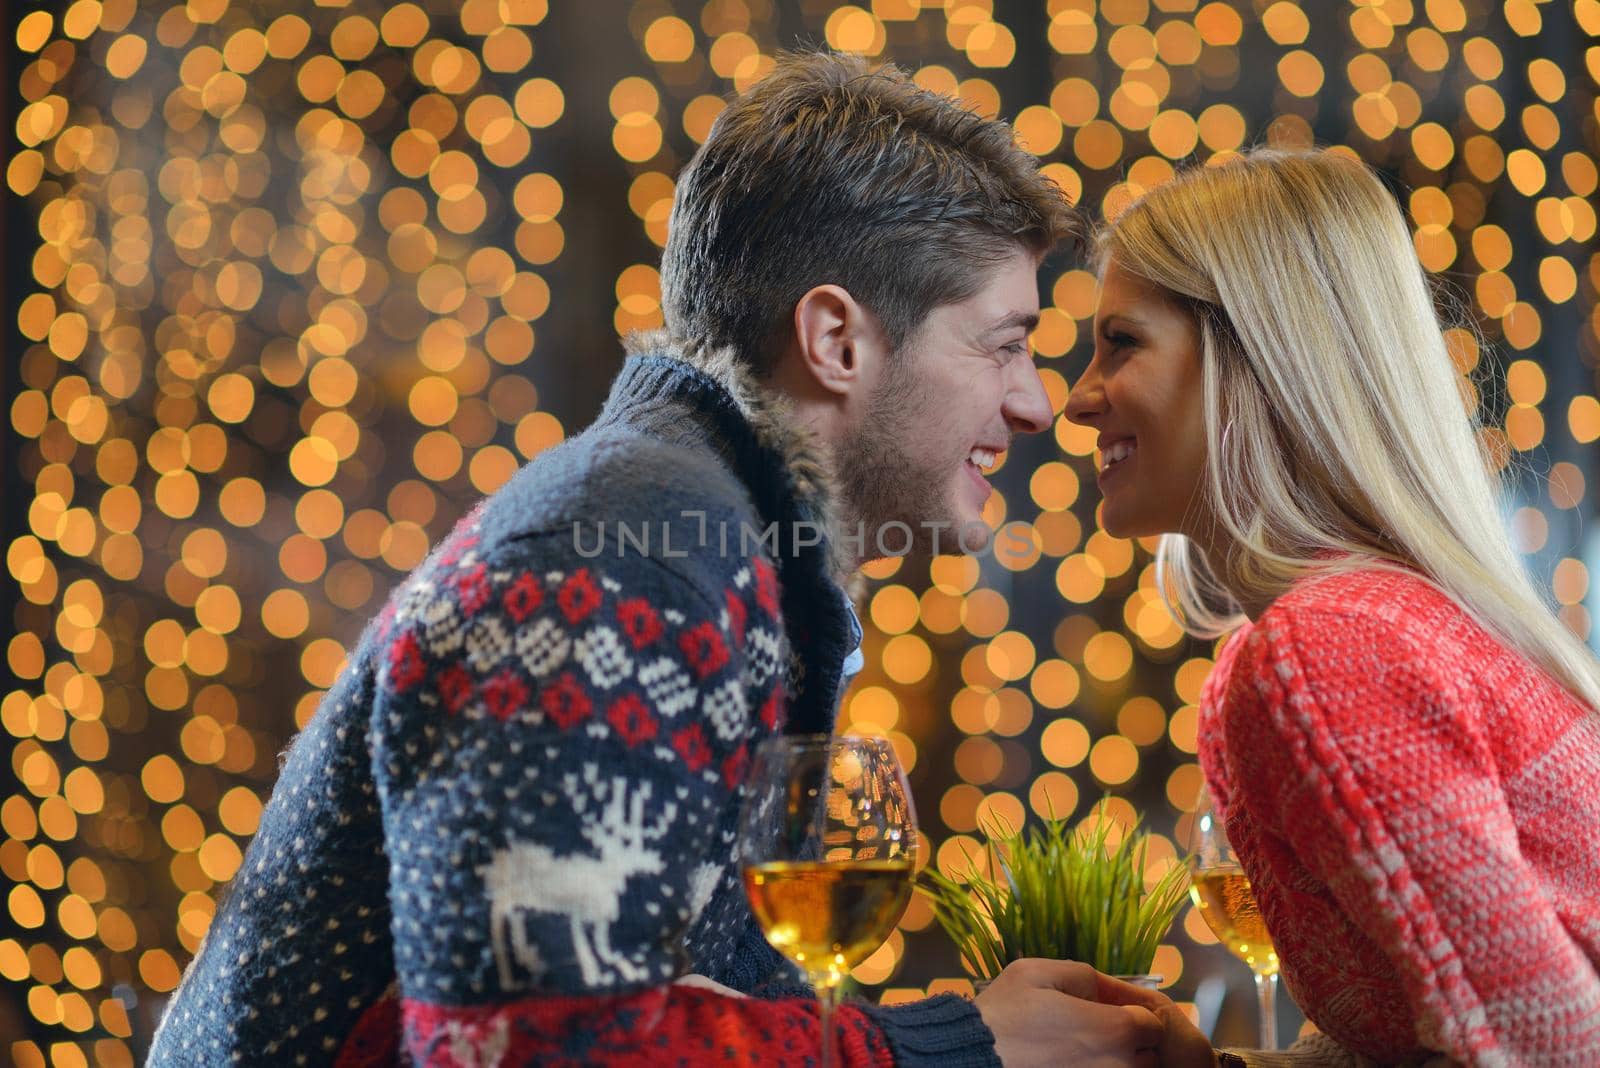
[659,51,1075,374]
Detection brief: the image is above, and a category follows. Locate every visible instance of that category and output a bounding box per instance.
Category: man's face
[838,249,1052,558]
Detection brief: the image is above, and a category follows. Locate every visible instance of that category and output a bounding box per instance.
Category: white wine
[1190,867,1279,977]
[744,859,913,984]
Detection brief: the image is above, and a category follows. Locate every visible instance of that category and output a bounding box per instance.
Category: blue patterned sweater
[147,334,998,1066]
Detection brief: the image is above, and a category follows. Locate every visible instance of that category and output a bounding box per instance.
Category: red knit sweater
[1199,565,1600,1066]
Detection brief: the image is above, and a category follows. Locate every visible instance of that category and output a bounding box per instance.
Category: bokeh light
[7,0,1598,1060]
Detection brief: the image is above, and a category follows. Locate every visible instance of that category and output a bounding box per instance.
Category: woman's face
[1064,257,1210,541]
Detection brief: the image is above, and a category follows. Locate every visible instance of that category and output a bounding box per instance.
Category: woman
[1065,148,1600,1065]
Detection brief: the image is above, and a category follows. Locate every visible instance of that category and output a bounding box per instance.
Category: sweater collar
[595,331,864,730]
[598,330,862,598]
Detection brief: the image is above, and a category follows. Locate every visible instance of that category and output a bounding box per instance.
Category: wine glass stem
[817,982,839,1068]
[1255,971,1278,1051]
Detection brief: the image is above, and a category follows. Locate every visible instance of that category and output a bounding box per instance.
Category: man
[150,50,1179,1066]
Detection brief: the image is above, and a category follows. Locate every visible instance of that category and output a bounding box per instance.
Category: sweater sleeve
[367,528,995,1066]
[743,962,998,1065]
[1220,1032,1456,1067]
[1218,611,1600,1065]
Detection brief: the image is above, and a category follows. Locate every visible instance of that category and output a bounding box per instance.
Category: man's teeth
[967,447,997,471]
[1101,440,1136,470]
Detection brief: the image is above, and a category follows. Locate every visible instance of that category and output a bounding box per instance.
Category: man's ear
[792,284,864,397]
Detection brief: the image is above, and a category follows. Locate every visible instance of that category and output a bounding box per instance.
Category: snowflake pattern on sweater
[149,344,999,1067]
[371,523,790,1002]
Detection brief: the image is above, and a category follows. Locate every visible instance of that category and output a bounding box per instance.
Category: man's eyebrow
[984,310,1040,337]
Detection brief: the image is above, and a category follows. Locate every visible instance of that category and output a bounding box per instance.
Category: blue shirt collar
[838,588,865,697]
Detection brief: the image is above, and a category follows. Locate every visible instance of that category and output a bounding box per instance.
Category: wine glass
[738,734,918,1068]
[1187,784,1280,1049]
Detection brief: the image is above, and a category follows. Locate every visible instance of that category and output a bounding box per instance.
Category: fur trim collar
[621,330,862,600]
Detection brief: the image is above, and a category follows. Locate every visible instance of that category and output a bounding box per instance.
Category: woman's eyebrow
[1098,313,1143,333]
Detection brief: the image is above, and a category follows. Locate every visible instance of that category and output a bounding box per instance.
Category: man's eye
[1001,341,1028,357]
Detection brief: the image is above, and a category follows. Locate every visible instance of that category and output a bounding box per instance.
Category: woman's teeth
[1101,440,1135,471]
[967,447,997,471]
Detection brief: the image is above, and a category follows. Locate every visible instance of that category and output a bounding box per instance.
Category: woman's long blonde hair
[1099,147,1600,712]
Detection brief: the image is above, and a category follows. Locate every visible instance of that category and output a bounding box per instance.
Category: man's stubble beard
[836,353,987,562]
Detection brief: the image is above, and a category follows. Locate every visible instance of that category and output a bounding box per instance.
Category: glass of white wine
[1187,784,1280,1049]
[738,734,917,1068]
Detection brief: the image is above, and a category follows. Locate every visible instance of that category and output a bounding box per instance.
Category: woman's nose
[1064,364,1104,427]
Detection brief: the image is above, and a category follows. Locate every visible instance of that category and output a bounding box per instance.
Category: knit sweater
[1198,565,1600,1067]
[148,334,998,1066]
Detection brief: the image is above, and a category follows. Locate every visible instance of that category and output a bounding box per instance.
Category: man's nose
[1004,361,1054,435]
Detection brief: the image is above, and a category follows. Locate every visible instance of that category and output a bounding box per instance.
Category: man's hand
[974,958,1165,1068]
[1092,973,1217,1068]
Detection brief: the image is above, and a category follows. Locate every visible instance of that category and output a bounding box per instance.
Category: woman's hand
[1093,974,1217,1068]
[975,958,1166,1068]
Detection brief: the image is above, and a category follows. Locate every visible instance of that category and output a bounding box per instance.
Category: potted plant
[918,799,1189,987]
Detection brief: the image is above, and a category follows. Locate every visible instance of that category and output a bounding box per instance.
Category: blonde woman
[1065,148,1600,1066]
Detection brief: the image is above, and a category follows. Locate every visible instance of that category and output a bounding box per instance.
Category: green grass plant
[918,799,1190,980]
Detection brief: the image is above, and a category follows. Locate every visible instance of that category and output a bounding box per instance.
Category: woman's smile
[1097,437,1137,489]
[1064,260,1208,541]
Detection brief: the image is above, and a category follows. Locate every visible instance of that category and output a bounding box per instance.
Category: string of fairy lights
[5,0,1598,1062]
